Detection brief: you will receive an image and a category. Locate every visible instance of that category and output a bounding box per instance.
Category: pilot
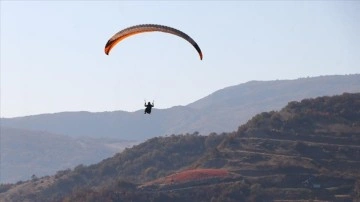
[144,101,154,114]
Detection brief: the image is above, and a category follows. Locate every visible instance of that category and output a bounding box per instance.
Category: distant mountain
[0,127,138,183]
[2,74,359,141]
[186,74,360,133]
[1,93,359,201]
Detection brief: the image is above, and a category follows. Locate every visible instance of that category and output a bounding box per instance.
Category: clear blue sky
[1,1,359,118]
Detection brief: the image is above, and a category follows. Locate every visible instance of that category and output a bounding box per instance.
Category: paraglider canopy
[104,24,203,60]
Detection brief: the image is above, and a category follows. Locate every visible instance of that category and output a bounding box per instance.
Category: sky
[1,1,359,118]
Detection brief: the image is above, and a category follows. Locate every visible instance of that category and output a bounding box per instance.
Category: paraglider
[104,24,203,60]
[104,24,202,115]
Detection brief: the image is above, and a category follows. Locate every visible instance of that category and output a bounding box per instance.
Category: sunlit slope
[1,93,359,201]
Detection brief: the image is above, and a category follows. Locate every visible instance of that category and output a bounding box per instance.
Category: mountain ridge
[1,92,359,201]
[2,74,360,140]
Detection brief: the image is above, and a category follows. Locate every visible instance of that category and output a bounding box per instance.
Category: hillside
[2,74,360,140]
[0,133,227,201]
[186,74,360,134]
[1,93,359,201]
[4,75,358,184]
[0,127,138,183]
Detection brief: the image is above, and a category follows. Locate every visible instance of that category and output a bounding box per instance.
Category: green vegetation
[1,93,359,201]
